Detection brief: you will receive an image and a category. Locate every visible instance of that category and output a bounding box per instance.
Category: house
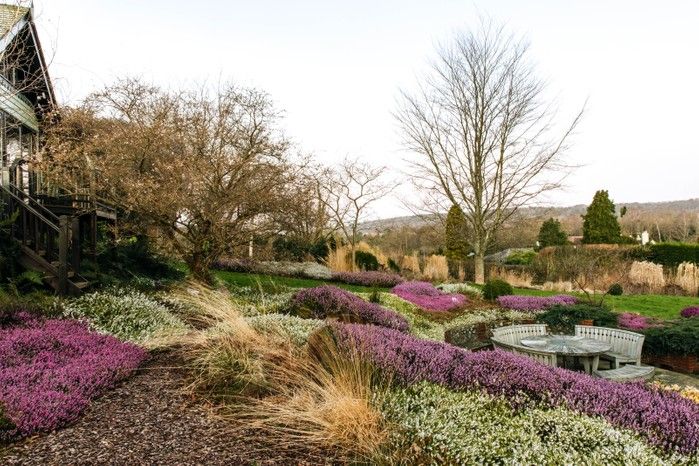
[0,4,113,294]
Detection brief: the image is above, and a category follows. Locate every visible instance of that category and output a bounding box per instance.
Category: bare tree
[40,78,304,281]
[319,157,392,271]
[396,22,583,283]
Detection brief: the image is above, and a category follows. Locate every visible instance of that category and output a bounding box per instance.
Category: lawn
[513,287,698,320]
[214,270,389,294]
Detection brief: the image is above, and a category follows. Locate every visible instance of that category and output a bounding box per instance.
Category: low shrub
[535,304,618,334]
[643,319,699,357]
[213,259,332,280]
[329,323,699,454]
[392,281,467,312]
[0,317,146,441]
[482,279,513,301]
[436,283,482,298]
[608,283,624,296]
[617,312,659,331]
[61,288,189,345]
[382,382,687,465]
[331,271,404,288]
[496,295,577,312]
[288,286,409,332]
[354,250,380,271]
[681,307,699,318]
[246,314,324,346]
[504,249,537,266]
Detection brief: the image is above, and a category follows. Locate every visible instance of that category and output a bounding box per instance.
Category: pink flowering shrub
[329,322,699,454]
[0,316,147,441]
[681,307,699,318]
[331,271,404,288]
[392,281,467,312]
[289,285,409,332]
[617,312,653,330]
[496,295,577,312]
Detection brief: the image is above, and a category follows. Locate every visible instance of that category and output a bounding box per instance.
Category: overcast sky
[32,0,699,218]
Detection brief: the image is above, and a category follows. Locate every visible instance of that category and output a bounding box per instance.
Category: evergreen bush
[482,279,513,301]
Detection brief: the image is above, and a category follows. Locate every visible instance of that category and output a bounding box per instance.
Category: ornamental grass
[288,285,409,332]
[0,314,146,441]
[496,294,577,312]
[392,281,467,312]
[329,323,699,455]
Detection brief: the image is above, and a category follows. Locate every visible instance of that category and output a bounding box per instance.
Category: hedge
[635,243,699,267]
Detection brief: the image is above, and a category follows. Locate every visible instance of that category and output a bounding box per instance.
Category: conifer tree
[582,190,621,244]
[537,218,568,249]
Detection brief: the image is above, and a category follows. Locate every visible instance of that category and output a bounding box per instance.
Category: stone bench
[593,365,655,382]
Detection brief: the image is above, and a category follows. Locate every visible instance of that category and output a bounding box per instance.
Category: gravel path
[0,352,332,465]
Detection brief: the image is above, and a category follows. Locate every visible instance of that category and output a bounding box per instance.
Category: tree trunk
[188,254,214,284]
[474,253,485,285]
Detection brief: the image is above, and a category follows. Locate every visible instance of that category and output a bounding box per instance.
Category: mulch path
[0,352,334,465]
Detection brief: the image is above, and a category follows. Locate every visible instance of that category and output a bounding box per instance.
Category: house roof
[0,4,29,37]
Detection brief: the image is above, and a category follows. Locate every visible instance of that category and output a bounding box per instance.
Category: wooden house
[0,4,113,294]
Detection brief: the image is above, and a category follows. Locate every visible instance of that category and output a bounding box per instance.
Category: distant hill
[360,199,699,235]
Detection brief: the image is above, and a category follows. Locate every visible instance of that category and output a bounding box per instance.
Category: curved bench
[574,325,644,368]
[491,324,557,367]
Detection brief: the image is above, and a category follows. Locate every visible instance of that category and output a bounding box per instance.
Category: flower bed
[496,295,577,312]
[392,281,467,312]
[681,306,699,318]
[0,314,146,441]
[331,271,404,288]
[329,322,699,454]
[288,286,409,332]
[213,258,332,280]
[618,312,654,331]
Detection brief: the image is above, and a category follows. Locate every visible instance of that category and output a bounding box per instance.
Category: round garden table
[520,335,612,374]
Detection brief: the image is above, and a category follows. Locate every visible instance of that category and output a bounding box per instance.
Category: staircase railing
[0,183,78,294]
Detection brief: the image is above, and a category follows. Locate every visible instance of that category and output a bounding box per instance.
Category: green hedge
[536,304,618,334]
[643,319,699,357]
[634,243,699,267]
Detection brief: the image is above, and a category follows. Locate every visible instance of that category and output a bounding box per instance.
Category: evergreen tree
[537,218,568,249]
[445,204,469,277]
[582,190,622,244]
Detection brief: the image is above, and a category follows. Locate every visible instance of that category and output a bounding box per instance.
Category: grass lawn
[513,287,699,320]
[214,270,389,294]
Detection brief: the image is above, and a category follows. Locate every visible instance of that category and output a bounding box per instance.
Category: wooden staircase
[1,182,91,295]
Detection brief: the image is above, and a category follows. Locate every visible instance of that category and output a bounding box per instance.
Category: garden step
[593,365,655,382]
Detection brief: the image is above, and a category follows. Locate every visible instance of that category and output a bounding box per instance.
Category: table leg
[581,356,591,374]
[591,355,600,373]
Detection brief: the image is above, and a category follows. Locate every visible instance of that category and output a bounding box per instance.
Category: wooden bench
[574,325,644,368]
[491,324,557,367]
[593,365,655,382]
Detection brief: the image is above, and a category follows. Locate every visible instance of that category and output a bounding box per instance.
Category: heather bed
[392,281,467,312]
[329,322,699,455]
[0,313,147,442]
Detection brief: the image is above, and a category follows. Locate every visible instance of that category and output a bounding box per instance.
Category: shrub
[382,382,686,465]
[330,323,699,454]
[392,281,467,312]
[0,318,146,441]
[387,258,400,273]
[504,250,537,265]
[643,319,699,357]
[288,286,409,332]
[536,304,618,334]
[61,288,189,345]
[608,283,623,296]
[436,283,482,298]
[681,307,699,318]
[496,295,577,312]
[331,271,404,288]
[354,250,380,271]
[482,279,513,301]
[246,314,324,346]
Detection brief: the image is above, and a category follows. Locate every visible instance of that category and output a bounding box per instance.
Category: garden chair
[574,325,644,368]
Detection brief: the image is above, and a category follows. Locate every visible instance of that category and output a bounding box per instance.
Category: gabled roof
[0,4,28,37]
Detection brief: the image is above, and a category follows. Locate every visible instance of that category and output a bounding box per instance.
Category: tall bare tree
[319,157,392,271]
[396,22,583,283]
[41,78,304,281]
